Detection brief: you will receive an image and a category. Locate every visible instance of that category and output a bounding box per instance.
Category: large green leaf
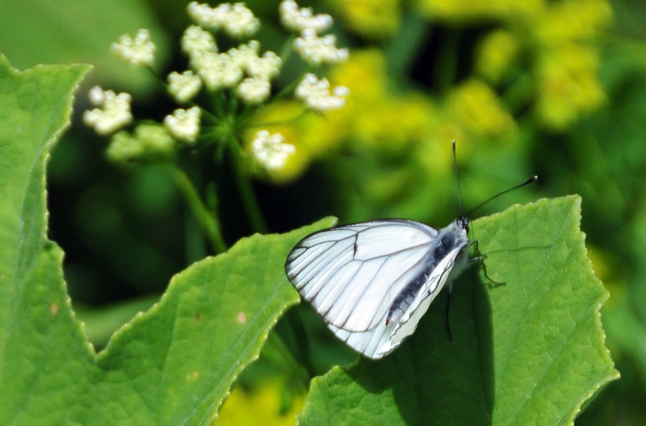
[298,196,619,426]
[0,56,333,426]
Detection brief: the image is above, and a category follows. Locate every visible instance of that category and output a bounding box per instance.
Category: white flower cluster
[293,29,348,66]
[164,107,201,143]
[111,29,156,67]
[181,25,218,55]
[252,130,295,170]
[86,0,350,168]
[167,70,203,103]
[83,86,133,135]
[295,74,349,111]
[279,0,332,33]
[279,1,347,66]
[182,26,281,103]
[237,77,271,104]
[188,2,260,38]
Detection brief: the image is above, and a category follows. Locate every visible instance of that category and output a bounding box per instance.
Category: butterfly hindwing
[327,243,467,359]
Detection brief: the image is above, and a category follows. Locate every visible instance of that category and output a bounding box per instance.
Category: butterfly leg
[469,240,505,287]
[445,285,454,341]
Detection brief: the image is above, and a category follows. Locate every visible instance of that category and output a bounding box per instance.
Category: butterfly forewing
[352,223,437,260]
[285,220,438,333]
[285,219,470,359]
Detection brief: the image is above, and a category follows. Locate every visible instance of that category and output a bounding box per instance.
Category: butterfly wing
[326,241,468,359]
[386,242,469,354]
[285,220,438,333]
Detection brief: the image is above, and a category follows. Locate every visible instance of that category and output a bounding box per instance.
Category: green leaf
[298,270,494,426]
[297,196,619,426]
[481,196,619,426]
[0,0,172,95]
[0,56,334,426]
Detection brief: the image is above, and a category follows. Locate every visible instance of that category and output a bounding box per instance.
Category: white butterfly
[285,217,471,359]
[284,139,536,360]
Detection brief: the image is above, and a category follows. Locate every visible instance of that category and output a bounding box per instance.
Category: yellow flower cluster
[531,0,612,130]
[446,79,516,140]
[324,0,402,39]
[214,380,305,426]
[421,0,613,132]
[416,0,542,23]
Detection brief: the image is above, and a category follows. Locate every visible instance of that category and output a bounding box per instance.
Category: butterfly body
[285,217,471,359]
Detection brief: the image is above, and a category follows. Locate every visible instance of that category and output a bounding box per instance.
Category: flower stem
[434,28,461,95]
[172,166,227,254]
[227,138,268,234]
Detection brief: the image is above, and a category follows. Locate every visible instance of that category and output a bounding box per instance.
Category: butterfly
[284,144,536,359]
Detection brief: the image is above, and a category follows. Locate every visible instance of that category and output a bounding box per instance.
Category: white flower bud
[252,130,295,170]
[111,29,156,67]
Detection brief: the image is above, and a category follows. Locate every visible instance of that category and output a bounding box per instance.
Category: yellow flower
[329,49,435,151]
[475,30,520,84]
[214,380,306,426]
[533,0,613,44]
[329,49,389,105]
[534,43,605,131]
[415,0,544,23]
[446,79,516,139]
[325,0,402,39]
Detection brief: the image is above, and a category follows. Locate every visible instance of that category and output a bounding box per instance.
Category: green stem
[434,28,461,95]
[286,308,316,379]
[273,70,307,100]
[279,33,296,64]
[172,167,227,254]
[227,139,268,234]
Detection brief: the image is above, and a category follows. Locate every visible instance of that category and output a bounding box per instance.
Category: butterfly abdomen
[385,226,468,327]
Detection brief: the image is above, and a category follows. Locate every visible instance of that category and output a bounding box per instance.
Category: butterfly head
[457,216,469,233]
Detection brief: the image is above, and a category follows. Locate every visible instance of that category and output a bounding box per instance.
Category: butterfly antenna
[452,141,464,217]
[465,176,538,218]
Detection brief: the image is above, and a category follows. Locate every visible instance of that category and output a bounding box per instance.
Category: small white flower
[237,77,271,104]
[219,52,246,87]
[244,50,282,79]
[295,73,349,111]
[187,1,223,28]
[293,29,348,66]
[167,70,203,103]
[252,130,295,170]
[88,85,106,106]
[279,0,333,33]
[164,106,201,143]
[192,51,244,90]
[83,86,133,135]
[111,29,156,67]
[226,3,261,37]
[182,25,218,57]
[187,2,260,38]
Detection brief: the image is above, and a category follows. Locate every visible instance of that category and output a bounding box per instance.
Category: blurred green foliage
[2,0,646,423]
